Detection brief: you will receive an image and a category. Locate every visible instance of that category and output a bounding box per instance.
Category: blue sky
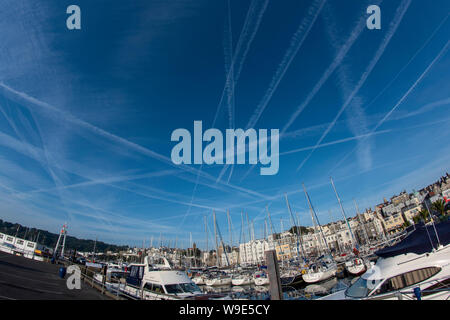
[0,0,449,249]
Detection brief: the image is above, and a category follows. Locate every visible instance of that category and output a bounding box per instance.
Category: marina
[0,0,449,306]
[2,217,448,301]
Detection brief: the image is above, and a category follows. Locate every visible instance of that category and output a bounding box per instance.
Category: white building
[0,232,45,260]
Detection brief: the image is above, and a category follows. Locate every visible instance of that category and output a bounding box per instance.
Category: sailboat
[344,200,370,276]
[302,255,337,283]
[344,257,367,276]
[204,271,232,286]
[253,270,270,285]
[231,272,253,286]
[301,183,338,284]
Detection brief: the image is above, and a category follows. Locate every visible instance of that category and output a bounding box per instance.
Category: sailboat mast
[330,177,357,249]
[213,210,220,267]
[284,193,304,259]
[227,210,232,248]
[241,211,247,265]
[302,183,331,256]
[266,206,275,235]
[245,213,251,263]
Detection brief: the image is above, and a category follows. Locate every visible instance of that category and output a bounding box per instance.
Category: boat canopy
[375,220,450,258]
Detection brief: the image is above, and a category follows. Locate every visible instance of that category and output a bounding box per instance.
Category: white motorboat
[121,256,203,300]
[93,267,129,290]
[320,221,450,300]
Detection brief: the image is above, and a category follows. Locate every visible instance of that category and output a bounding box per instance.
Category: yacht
[204,271,232,286]
[320,221,450,300]
[231,273,253,286]
[280,269,304,286]
[192,274,206,285]
[121,256,204,300]
[345,257,367,276]
[302,257,337,284]
[253,270,270,285]
[93,266,129,291]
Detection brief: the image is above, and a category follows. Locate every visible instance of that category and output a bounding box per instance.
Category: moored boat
[320,221,450,300]
[345,257,367,276]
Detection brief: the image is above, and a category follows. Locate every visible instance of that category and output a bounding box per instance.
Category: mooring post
[265,250,283,300]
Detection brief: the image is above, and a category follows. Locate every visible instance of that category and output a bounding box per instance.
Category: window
[165,284,184,294]
[143,283,153,291]
[153,284,163,293]
[346,277,384,298]
[16,240,24,245]
[129,266,144,279]
[376,267,441,294]
[0,234,3,239]
[27,243,35,248]
[6,236,13,241]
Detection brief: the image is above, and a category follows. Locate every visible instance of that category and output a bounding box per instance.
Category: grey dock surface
[0,252,110,300]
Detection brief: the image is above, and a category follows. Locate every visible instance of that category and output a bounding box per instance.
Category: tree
[432,199,446,216]
[419,208,430,222]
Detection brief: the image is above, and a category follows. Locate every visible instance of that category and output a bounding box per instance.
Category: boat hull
[346,263,367,276]
[231,277,253,286]
[253,277,270,286]
[205,277,232,286]
[302,268,336,284]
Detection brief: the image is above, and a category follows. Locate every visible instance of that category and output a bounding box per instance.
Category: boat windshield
[345,277,383,298]
[165,283,200,294]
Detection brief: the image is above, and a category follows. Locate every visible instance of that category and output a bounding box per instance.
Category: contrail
[361,12,449,113]
[280,130,391,155]
[0,82,266,199]
[178,0,270,223]
[13,169,178,196]
[281,0,383,135]
[223,0,235,129]
[0,130,220,211]
[296,0,411,172]
[245,0,326,130]
[218,0,326,183]
[329,39,450,173]
[212,0,269,127]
